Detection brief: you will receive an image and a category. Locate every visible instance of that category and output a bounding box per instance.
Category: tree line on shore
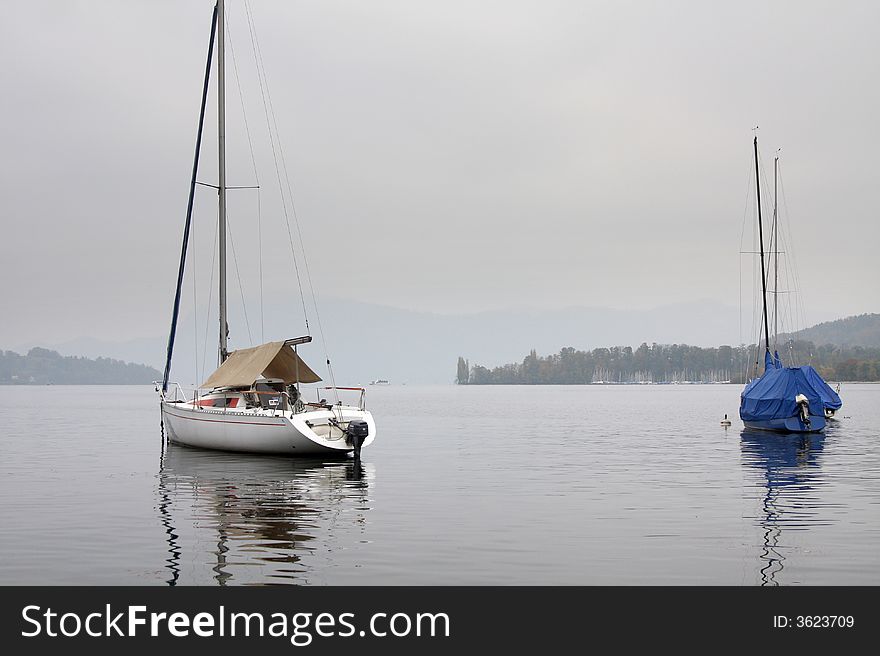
[456,340,880,385]
[0,347,160,385]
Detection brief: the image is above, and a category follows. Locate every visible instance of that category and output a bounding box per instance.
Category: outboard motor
[346,420,369,458]
[795,393,811,428]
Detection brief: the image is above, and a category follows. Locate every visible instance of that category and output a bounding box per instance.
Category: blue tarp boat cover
[740,352,842,421]
[801,365,843,410]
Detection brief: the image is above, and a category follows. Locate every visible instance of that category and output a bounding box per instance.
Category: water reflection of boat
[157,443,373,586]
[740,429,827,585]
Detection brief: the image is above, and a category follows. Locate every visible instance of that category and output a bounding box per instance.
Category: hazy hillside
[14,299,752,386]
[0,348,160,385]
[781,313,880,349]
[460,339,880,385]
[460,313,880,385]
[7,299,857,385]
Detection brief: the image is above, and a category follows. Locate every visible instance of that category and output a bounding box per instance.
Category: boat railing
[318,386,367,411]
[155,381,190,403]
[157,383,365,413]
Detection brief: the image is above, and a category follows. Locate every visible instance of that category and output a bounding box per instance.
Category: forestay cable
[162,5,218,394]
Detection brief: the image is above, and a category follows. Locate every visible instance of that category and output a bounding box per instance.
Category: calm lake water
[1,384,878,585]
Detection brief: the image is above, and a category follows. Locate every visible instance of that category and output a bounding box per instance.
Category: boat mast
[773,153,779,352]
[753,136,771,356]
[217,0,228,364]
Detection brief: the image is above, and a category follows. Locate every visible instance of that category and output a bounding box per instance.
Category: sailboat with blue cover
[738,136,841,433]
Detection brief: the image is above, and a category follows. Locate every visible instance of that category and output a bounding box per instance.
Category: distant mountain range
[0,348,161,385]
[5,300,872,386]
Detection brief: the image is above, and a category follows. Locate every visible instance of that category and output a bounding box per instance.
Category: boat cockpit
[195,378,308,414]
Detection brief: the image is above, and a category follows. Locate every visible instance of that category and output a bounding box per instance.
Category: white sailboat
[157,0,375,457]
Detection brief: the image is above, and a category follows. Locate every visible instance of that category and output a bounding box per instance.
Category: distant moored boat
[738,136,841,433]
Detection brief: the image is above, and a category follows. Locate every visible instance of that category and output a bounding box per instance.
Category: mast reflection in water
[157,444,372,585]
[740,430,830,585]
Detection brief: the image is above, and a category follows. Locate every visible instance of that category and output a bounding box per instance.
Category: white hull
[161,401,375,456]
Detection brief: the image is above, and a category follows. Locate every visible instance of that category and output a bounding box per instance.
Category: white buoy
[720,413,732,427]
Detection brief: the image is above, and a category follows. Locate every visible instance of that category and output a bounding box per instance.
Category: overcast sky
[1,0,878,349]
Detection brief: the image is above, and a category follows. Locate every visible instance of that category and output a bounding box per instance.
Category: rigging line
[746,161,761,376]
[754,147,775,359]
[768,202,778,351]
[196,182,260,189]
[201,215,219,383]
[778,167,809,355]
[776,224,794,356]
[243,2,342,400]
[752,206,763,377]
[739,157,754,352]
[756,149,777,352]
[192,191,198,387]
[226,211,254,346]
[775,171,799,363]
[258,190,263,341]
[265,68,335,381]
[225,16,261,185]
[772,150,783,353]
[162,3,217,394]
[756,148,774,316]
[226,9,264,342]
[242,0,310,336]
[245,0,339,399]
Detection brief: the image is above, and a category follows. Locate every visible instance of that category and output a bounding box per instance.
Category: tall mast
[754,136,771,355]
[773,153,778,352]
[217,0,228,363]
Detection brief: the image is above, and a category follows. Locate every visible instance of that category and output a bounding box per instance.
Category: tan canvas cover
[201,341,322,389]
